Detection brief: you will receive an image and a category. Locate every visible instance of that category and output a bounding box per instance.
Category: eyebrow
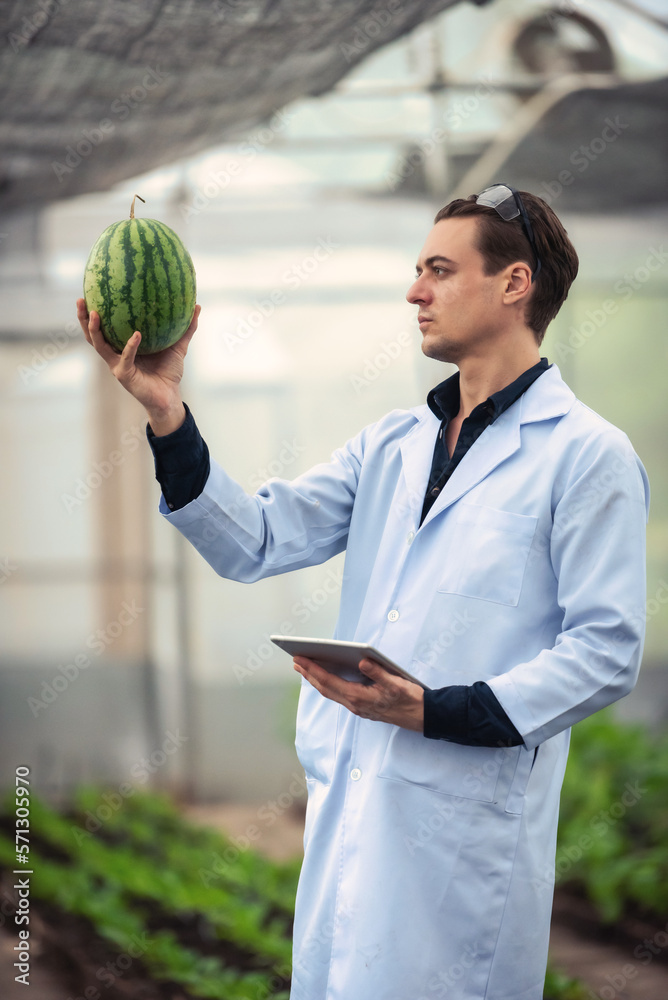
[416,254,457,271]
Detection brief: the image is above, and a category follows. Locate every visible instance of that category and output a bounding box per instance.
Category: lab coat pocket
[294,683,340,785]
[377,727,504,801]
[504,746,538,815]
[437,503,538,606]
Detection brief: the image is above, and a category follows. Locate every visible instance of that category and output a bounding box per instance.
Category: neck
[456,342,541,418]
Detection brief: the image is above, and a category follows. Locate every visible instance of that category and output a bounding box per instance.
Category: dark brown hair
[434,191,579,344]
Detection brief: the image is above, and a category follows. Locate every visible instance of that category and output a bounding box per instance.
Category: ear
[502,262,533,305]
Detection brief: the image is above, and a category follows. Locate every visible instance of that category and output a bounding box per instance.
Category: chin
[421,335,463,365]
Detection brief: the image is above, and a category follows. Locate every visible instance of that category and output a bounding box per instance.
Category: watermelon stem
[130,194,146,219]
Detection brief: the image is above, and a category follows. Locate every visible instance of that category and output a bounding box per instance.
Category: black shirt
[419,358,551,746]
[147,358,552,748]
[421,357,551,525]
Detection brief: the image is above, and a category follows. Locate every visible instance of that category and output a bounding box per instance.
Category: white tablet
[270,635,429,689]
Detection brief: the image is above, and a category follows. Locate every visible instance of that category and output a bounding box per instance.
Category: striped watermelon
[83,195,196,355]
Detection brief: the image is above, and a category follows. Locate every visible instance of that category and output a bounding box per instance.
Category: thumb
[359,658,384,678]
[176,304,201,355]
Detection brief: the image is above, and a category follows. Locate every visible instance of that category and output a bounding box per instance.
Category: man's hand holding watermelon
[76,297,201,437]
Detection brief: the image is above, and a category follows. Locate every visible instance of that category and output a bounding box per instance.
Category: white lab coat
[161,365,649,1000]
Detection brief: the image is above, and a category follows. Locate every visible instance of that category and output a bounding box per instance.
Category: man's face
[406,216,512,364]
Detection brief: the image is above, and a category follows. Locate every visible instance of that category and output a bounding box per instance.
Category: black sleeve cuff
[423,681,523,747]
[146,402,210,511]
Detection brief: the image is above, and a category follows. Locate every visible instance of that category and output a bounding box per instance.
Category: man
[77,184,649,1000]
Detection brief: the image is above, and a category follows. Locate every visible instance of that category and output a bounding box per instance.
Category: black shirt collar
[427,357,551,424]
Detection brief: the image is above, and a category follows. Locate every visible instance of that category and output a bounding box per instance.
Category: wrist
[414,687,425,733]
[147,400,186,437]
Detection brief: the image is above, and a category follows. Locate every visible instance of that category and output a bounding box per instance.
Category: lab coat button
[387,609,399,622]
[406,531,415,545]
[350,768,362,781]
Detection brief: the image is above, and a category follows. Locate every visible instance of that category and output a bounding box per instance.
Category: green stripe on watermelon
[83,197,197,355]
[141,221,171,330]
[147,218,196,337]
[146,218,192,319]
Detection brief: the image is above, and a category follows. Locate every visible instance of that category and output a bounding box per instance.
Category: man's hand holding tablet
[271,635,427,731]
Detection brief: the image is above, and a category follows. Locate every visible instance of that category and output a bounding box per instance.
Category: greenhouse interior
[1,0,667,997]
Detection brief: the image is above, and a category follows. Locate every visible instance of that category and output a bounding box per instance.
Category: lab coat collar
[403,364,576,528]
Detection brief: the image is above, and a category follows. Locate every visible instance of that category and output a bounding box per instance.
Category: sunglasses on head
[475,184,542,283]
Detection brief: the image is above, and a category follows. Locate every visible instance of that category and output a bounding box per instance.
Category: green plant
[544,964,590,1000]
[0,789,295,998]
[555,708,668,923]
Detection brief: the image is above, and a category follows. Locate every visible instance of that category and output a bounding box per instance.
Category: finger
[294,657,356,699]
[173,303,201,355]
[187,303,201,336]
[113,331,142,384]
[359,658,393,688]
[293,656,330,685]
[303,657,349,686]
[76,298,91,342]
[359,658,384,677]
[360,658,410,688]
[85,310,125,366]
[294,655,329,673]
[293,659,326,695]
[166,306,202,357]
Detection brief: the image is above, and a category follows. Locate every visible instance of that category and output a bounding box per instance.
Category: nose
[406,273,430,305]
